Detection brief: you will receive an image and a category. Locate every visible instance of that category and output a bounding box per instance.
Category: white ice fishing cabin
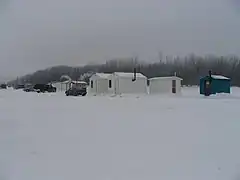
[149,76,183,94]
[89,73,111,94]
[52,81,71,92]
[109,72,148,95]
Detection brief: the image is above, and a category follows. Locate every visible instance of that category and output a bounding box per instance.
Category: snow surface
[95,73,112,79]
[114,72,146,78]
[1,87,240,180]
[149,76,183,81]
[211,75,230,80]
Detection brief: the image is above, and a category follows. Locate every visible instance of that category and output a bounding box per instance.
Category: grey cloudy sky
[0,0,239,79]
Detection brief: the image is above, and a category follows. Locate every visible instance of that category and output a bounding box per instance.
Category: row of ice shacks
[89,72,182,95]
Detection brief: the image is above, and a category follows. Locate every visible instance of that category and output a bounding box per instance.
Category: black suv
[34,84,57,93]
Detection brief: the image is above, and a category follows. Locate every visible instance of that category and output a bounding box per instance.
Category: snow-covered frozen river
[1,87,240,180]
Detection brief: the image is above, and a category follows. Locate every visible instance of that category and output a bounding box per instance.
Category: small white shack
[109,72,148,95]
[149,76,183,94]
[89,73,111,94]
[52,80,71,92]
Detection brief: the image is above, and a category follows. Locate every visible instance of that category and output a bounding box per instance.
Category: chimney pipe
[208,70,212,78]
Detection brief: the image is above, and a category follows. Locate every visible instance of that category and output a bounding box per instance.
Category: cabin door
[204,80,211,96]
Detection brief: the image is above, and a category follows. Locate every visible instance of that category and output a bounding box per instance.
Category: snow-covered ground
[1,87,240,180]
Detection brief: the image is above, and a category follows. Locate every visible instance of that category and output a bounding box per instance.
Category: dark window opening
[109,80,112,88]
[91,80,93,88]
[172,80,176,93]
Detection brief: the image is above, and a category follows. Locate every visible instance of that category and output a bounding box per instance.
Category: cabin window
[91,80,93,88]
[172,80,176,93]
[109,80,112,88]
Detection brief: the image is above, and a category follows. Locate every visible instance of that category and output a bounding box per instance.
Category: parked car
[33,84,57,93]
[0,84,7,89]
[23,84,36,92]
[15,84,25,89]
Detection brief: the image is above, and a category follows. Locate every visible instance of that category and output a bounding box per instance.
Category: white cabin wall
[107,75,115,94]
[52,82,70,92]
[89,75,109,95]
[89,75,97,94]
[149,78,182,94]
[117,77,147,94]
[96,79,108,94]
[149,79,172,94]
[114,77,120,95]
[52,82,61,92]
[176,80,182,94]
[64,83,71,91]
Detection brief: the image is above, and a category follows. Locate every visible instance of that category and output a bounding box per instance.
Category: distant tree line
[8,54,240,86]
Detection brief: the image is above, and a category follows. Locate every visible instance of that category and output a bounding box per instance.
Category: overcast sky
[0,0,240,79]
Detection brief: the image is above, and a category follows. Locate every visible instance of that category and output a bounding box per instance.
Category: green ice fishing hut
[200,72,230,96]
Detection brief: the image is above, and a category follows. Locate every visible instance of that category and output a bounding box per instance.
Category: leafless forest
[10,54,240,86]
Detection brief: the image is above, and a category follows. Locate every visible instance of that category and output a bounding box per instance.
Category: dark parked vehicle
[23,84,36,92]
[0,84,7,89]
[15,84,25,89]
[33,84,56,93]
[65,81,87,96]
[65,87,87,96]
[24,87,36,92]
